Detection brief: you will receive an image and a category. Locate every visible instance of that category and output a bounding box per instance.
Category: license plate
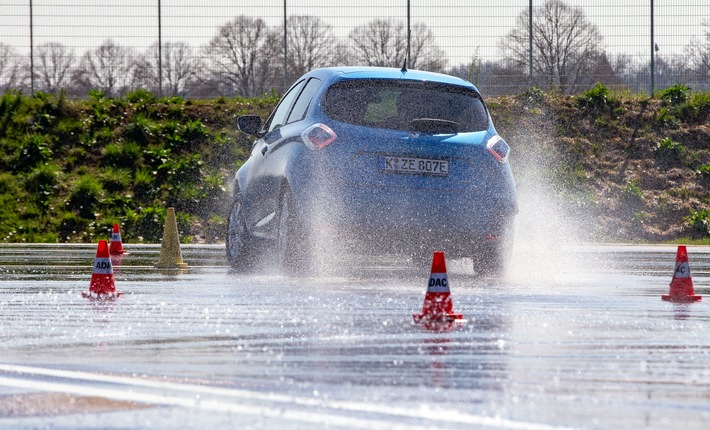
[380,156,449,177]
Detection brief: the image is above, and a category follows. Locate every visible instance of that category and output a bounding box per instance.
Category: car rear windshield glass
[322,79,488,133]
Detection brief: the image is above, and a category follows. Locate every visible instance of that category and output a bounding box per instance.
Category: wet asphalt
[0,243,709,429]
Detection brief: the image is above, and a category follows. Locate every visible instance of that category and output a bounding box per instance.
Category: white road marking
[0,364,574,430]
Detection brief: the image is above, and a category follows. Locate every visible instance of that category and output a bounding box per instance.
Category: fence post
[650,0,655,95]
[29,0,34,96]
[406,0,411,68]
[158,0,163,97]
[529,0,533,84]
[283,0,287,91]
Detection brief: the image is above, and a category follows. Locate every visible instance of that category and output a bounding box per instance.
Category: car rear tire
[226,193,257,272]
[472,228,514,277]
[276,190,308,275]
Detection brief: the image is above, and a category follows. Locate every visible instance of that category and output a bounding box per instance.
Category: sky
[1,0,708,67]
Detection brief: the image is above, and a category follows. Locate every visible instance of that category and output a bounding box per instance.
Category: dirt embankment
[490,88,710,242]
[0,89,706,244]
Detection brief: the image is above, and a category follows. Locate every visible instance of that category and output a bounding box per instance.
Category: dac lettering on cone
[674,262,690,278]
[427,273,449,292]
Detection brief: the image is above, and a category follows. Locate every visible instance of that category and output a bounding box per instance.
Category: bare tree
[203,15,279,97]
[684,19,710,80]
[134,41,201,97]
[408,22,448,72]
[72,39,138,97]
[0,42,27,92]
[653,55,691,90]
[281,15,338,83]
[604,53,640,91]
[348,19,447,72]
[499,0,605,94]
[449,60,529,96]
[608,53,633,79]
[349,19,405,68]
[34,42,75,94]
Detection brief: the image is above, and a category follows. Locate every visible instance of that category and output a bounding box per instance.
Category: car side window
[287,78,322,123]
[265,80,306,133]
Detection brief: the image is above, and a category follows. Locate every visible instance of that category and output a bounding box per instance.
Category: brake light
[301,123,337,150]
[486,135,510,163]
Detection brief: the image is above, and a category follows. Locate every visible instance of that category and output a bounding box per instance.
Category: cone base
[412,313,465,323]
[154,262,188,269]
[413,313,466,331]
[662,294,702,303]
[82,291,124,300]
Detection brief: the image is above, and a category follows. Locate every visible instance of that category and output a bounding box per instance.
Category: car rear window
[322,79,489,133]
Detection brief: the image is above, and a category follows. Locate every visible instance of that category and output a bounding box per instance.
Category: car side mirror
[238,115,263,137]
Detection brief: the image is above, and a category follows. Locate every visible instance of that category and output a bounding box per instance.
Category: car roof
[306,66,477,90]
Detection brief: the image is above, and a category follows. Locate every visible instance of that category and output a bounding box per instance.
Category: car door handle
[261,145,268,156]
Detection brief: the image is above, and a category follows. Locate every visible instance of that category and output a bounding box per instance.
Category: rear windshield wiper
[408,118,459,134]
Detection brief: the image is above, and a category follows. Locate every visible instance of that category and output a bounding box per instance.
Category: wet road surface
[0,243,709,429]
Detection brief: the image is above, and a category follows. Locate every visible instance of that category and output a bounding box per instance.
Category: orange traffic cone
[413,251,465,329]
[662,245,701,303]
[82,240,123,299]
[109,223,126,255]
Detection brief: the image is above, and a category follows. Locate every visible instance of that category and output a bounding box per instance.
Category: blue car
[227,66,517,275]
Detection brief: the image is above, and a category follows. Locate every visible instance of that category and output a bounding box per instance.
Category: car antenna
[400,58,407,74]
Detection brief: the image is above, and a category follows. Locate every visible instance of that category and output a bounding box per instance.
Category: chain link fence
[1,0,709,97]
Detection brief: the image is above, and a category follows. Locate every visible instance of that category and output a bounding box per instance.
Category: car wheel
[226,193,256,272]
[276,190,307,275]
[472,229,514,277]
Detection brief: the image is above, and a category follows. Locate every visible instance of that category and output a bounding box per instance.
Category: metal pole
[30,0,34,95]
[650,0,655,95]
[406,0,411,68]
[283,0,287,91]
[529,0,533,83]
[158,0,163,97]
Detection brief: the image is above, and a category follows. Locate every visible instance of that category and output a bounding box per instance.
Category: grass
[0,86,708,244]
[659,237,710,246]
[0,90,270,243]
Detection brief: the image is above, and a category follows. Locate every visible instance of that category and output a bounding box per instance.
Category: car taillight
[301,123,337,150]
[486,135,510,163]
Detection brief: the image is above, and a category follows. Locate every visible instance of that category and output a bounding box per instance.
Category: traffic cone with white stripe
[413,251,465,329]
[82,240,123,299]
[109,223,126,255]
[662,245,701,303]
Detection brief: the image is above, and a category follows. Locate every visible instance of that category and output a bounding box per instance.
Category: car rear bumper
[291,180,517,257]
